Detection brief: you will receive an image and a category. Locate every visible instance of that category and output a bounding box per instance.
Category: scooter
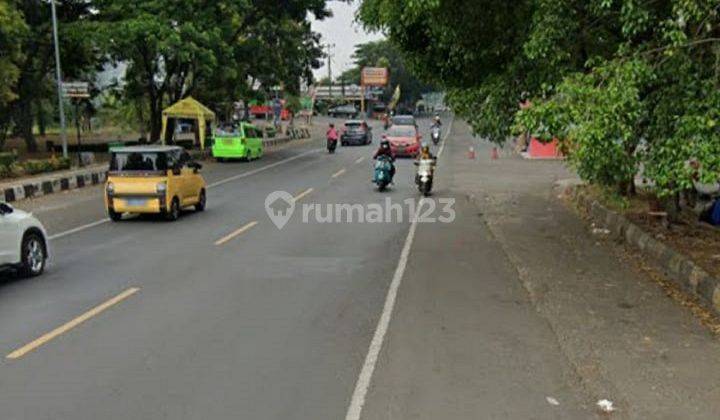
[431,126,441,145]
[690,179,720,225]
[415,158,435,196]
[373,155,394,191]
[327,138,337,154]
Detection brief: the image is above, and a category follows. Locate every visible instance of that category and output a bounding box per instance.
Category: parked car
[328,105,358,119]
[341,120,372,146]
[391,114,417,127]
[105,146,206,222]
[0,202,49,277]
[384,125,421,157]
[212,123,264,161]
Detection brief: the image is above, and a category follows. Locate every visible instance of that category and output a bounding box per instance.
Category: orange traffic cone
[467,146,476,160]
[491,147,499,160]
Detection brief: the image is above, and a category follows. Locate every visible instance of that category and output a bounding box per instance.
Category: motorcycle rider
[373,139,396,181]
[432,114,442,127]
[326,123,339,151]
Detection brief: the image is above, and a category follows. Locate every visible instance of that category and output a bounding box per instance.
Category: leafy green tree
[7,0,96,152]
[0,1,26,148]
[94,0,329,141]
[348,40,432,105]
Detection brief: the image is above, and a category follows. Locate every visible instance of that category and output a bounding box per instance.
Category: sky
[311,1,384,81]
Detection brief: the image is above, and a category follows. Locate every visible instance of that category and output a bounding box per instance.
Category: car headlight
[156,182,167,193]
[106,182,114,194]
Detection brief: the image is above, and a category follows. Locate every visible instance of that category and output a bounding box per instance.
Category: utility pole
[50,0,68,158]
[325,43,335,103]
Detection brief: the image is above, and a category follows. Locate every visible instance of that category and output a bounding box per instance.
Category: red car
[383,125,421,157]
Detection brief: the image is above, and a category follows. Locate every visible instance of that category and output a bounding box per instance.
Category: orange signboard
[361,67,389,86]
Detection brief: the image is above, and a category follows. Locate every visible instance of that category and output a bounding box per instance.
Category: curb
[2,166,107,203]
[562,184,720,315]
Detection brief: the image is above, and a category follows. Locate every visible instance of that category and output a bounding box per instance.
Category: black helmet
[381,140,390,149]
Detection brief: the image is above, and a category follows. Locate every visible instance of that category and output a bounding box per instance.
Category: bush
[0,151,17,167]
[0,156,72,179]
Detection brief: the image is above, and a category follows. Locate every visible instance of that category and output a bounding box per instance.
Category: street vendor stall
[160,97,216,150]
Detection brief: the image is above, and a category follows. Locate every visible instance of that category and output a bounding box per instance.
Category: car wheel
[165,197,180,221]
[19,232,46,277]
[108,208,123,222]
[195,189,206,212]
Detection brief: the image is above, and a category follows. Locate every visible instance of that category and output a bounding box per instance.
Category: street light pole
[325,43,335,103]
[50,0,68,158]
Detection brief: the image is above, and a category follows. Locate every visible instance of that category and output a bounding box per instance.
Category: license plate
[125,198,147,207]
[223,138,235,146]
[397,147,405,153]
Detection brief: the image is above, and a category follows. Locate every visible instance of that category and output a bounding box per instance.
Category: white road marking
[344,199,423,420]
[49,218,111,241]
[48,148,321,240]
[354,156,366,164]
[331,168,347,178]
[207,149,321,188]
[436,117,454,159]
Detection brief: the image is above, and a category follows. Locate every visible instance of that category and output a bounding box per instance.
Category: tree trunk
[15,96,37,153]
[36,100,46,136]
[149,98,162,142]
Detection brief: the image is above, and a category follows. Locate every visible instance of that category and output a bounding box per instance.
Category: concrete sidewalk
[446,121,720,418]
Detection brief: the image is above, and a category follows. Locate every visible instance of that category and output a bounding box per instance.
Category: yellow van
[105,146,206,221]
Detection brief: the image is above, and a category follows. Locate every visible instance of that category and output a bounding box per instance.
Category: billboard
[361,67,389,86]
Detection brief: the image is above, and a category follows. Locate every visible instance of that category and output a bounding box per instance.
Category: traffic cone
[491,147,499,160]
[467,146,476,160]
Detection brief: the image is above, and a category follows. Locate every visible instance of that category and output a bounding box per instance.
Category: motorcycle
[415,158,435,196]
[688,179,720,225]
[373,155,394,191]
[327,138,337,154]
[431,126,441,145]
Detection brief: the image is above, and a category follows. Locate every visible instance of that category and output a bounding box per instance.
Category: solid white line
[436,117,455,159]
[49,218,111,241]
[48,148,321,241]
[207,148,321,188]
[344,200,422,420]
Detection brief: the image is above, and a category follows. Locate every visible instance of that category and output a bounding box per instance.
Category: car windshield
[388,126,416,137]
[345,123,365,132]
[110,152,171,172]
[392,116,414,125]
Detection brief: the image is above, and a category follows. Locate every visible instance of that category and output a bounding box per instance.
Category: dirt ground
[581,186,720,279]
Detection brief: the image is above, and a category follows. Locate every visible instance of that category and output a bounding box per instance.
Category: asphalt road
[0,117,592,419]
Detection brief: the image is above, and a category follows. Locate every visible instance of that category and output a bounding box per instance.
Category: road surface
[1,117,592,419]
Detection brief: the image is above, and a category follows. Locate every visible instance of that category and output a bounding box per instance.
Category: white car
[0,202,49,277]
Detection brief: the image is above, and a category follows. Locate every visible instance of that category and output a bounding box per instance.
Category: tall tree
[95,0,329,141]
[0,1,26,148]
[8,0,96,151]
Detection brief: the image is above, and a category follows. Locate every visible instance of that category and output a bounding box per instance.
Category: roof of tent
[162,97,215,120]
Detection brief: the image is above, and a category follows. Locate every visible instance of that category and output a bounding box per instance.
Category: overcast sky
[311,1,384,80]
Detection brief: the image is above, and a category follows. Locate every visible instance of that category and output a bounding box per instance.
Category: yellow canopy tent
[160,97,216,150]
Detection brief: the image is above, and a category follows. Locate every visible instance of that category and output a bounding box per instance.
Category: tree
[8,0,96,152]
[0,1,26,148]
[94,0,329,141]
[349,40,432,105]
[360,0,720,198]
